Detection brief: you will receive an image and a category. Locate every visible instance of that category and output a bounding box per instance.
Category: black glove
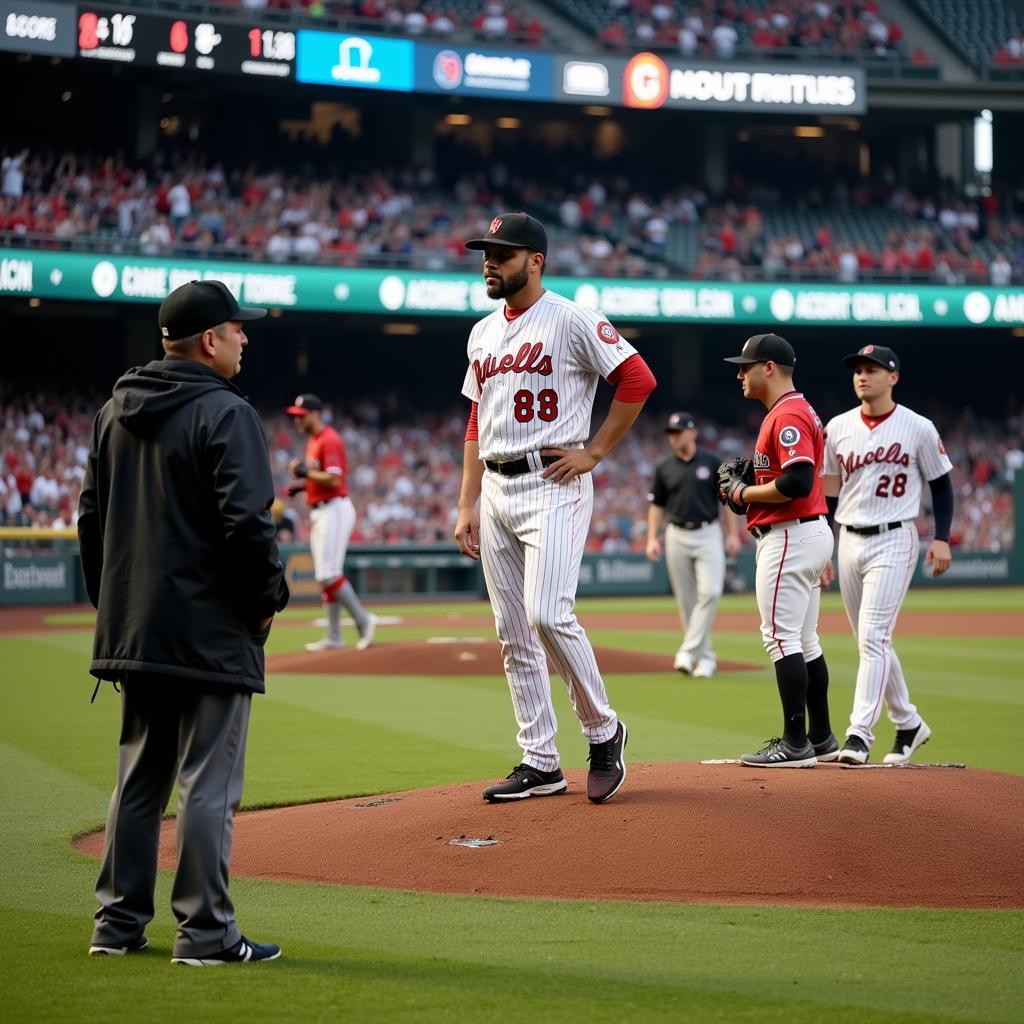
[717,457,754,515]
[285,481,306,497]
[292,462,310,479]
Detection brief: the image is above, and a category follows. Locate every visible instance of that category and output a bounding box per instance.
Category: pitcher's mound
[73,761,1024,908]
[266,641,761,676]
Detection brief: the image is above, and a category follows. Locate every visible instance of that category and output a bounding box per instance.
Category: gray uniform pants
[664,522,725,664]
[91,676,250,958]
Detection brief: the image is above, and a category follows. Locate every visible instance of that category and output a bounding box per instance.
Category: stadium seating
[907,0,1023,73]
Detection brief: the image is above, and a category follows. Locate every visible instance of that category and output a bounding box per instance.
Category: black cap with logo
[465,212,548,257]
[723,333,796,367]
[843,344,900,372]
[283,393,324,416]
[158,280,266,341]
[665,411,696,432]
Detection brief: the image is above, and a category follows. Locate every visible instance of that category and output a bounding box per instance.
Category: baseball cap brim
[231,306,268,322]
[283,405,311,415]
[723,354,761,364]
[464,237,536,251]
[842,353,896,369]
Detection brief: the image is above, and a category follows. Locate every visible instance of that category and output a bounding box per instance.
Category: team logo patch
[779,425,801,447]
[696,465,710,480]
[861,345,874,354]
[596,321,619,344]
[938,437,947,455]
[489,217,503,235]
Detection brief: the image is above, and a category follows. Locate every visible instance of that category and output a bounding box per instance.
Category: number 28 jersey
[824,405,953,527]
[461,290,635,461]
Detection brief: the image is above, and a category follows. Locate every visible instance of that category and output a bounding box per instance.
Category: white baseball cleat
[673,651,694,674]
[304,638,346,652]
[355,614,378,651]
[883,720,931,764]
[692,657,716,678]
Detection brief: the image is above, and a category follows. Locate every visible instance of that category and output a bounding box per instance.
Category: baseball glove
[717,457,754,515]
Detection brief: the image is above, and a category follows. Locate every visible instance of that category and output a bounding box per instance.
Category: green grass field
[2,588,1022,1023]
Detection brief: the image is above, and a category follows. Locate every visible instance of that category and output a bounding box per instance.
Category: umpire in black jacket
[78,279,289,966]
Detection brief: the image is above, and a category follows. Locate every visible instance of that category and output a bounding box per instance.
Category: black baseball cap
[665,411,696,432]
[465,212,548,257]
[723,333,796,367]
[159,279,266,340]
[843,344,900,372]
[284,393,324,416]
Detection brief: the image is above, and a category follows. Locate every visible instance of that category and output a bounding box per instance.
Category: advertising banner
[4,249,1023,328]
[296,29,413,91]
[415,44,554,100]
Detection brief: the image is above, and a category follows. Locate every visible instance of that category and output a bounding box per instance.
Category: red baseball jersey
[303,425,347,505]
[747,391,826,530]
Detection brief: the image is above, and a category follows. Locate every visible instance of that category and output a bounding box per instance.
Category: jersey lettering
[837,442,911,478]
[473,342,553,392]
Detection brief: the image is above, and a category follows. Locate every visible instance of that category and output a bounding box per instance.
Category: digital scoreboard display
[74,7,295,78]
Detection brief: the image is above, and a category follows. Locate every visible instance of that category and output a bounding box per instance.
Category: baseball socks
[774,653,810,747]
[337,580,374,646]
[804,654,834,746]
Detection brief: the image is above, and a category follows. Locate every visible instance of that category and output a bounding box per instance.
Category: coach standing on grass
[78,280,289,966]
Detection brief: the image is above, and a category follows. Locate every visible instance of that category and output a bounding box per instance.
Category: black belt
[844,522,903,536]
[750,515,824,540]
[669,517,717,530]
[311,498,338,509]
[485,454,559,477]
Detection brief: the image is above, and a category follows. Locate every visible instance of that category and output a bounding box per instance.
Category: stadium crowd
[2,147,1022,284]
[3,391,1019,556]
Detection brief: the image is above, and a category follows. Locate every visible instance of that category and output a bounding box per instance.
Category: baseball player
[720,333,837,767]
[823,344,953,764]
[285,393,376,652]
[453,211,656,804]
[646,411,742,678]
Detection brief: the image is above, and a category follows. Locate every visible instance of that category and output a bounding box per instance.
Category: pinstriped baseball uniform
[463,290,635,771]
[825,405,953,745]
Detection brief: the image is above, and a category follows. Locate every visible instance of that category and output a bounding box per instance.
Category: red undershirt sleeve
[465,401,479,442]
[607,353,657,403]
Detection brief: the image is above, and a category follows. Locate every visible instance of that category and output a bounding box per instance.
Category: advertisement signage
[296,29,413,91]
[0,0,74,56]
[554,53,866,114]
[415,44,554,100]
[4,248,1024,328]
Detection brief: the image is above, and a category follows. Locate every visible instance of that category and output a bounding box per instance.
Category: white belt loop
[526,451,544,473]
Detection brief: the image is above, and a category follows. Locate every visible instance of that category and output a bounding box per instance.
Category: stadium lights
[793,126,825,138]
[444,114,472,126]
[28,298,41,308]
[496,118,520,129]
[582,106,612,117]
[269,308,283,318]
[383,323,420,335]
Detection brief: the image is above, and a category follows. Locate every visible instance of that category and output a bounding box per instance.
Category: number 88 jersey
[824,405,953,527]
[462,291,635,461]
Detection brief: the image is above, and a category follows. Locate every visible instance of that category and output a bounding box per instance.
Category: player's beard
[486,265,529,299]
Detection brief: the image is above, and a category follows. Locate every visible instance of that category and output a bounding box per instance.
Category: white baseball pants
[309,496,355,583]
[754,517,833,663]
[664,521,725,665]
[838,523,922,745]
[480,463,618,772]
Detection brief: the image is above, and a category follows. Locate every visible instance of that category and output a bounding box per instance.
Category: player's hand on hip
[925,539,952,577]
[819,560,835,588]
[540,447,599,483]
[724,533,742,557]
[454,508,481,560]
[645,537,662,562]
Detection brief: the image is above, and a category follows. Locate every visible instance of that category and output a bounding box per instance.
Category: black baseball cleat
[837,734,870,765]
[88,935,149,956]
[740,736,817,767]
[587,721,628,803]
[883,720,931,764]
[483,764,567,802]
[171,935,281,966]
[811,733,841,762]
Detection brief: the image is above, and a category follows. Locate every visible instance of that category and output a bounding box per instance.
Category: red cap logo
[862,345,874,354]
[489,217,503,235]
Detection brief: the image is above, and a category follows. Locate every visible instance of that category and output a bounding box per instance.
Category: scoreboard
[1,1,296,77]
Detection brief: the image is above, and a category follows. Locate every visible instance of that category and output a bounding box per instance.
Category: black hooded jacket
[78,357,289,692]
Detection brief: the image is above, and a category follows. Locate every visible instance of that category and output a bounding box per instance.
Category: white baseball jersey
[462,290,636,460]
[824,405,952,526]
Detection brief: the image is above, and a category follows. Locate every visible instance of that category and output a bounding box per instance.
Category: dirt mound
[266,641,761,676]
[74,761,1024,908]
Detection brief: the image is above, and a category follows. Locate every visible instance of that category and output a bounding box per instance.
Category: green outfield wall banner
[3,248,1024,327]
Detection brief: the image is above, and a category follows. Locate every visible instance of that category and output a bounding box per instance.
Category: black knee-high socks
[805,654,832,744]
[774,653,832,746]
